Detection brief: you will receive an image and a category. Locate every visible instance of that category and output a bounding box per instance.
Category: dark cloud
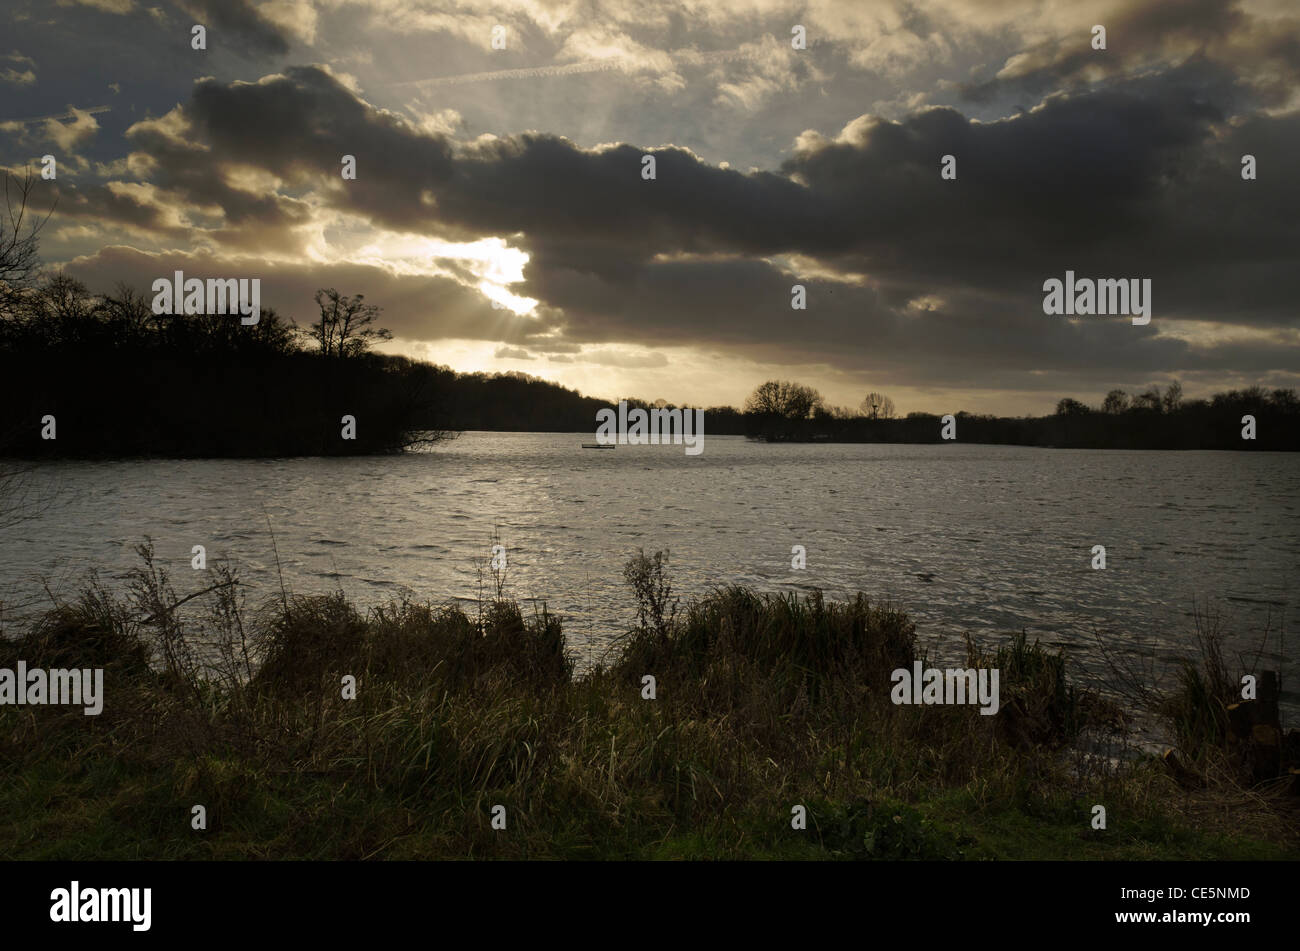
[185,67,455,227]
[12,0,1300,403]
[774,66,1300,327]
[960,0,1300,108]
[41,181,192,240]
[69,62,1300,329]
[173,0,292,57]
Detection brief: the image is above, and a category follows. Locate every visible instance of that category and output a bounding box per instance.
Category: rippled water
[2,433,1296,716]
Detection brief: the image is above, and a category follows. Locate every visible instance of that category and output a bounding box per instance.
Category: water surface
[2,434,1295,717]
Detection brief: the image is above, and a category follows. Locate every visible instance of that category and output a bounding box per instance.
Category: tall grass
[0,545,1293,860]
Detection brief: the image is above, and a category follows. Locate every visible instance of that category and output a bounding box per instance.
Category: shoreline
[1,547,1294,860]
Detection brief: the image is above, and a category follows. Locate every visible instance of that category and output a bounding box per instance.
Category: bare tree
[1161,379,1183,413]
[96,282,158,339]
[1055,397,1090,415]
[861,391,896,419]
[36,273,94,339]
[1101,389,1129,414]
[305,288,393,357]
[0,168,52,324]
[0,169,55,528]
[744,380,824,419]
[1134,385,1162,412]
[1270,388,1299,411]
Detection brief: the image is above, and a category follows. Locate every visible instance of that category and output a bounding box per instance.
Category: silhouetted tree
[1271,388,1299,411]
[96,282,157,340]
[745,380,823,419]
[0,169,50,323]
[306,288,392,357]
[1102,389,1129,414]
[1055,397,1090,415]
[1161,380,1183,413]
[1134,385,1162,412]
[861,391,896,419]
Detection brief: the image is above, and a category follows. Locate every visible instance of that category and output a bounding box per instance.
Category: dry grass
[0,543,1294,860]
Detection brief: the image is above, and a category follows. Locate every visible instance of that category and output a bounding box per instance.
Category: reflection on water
[2,434,1296,716]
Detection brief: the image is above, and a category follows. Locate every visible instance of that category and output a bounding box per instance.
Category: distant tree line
[2,170,1292,456]
[0,270,735,455]
[738,378,1300,451]
[0,271,448,456]
[0,263,735,456]
[423,383,747,436]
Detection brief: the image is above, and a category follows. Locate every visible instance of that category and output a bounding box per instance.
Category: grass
[0,544,1294,860]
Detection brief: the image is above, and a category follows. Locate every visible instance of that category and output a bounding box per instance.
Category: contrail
[392,59,625,88]
[0,105,111,125]
[390,48,755,89]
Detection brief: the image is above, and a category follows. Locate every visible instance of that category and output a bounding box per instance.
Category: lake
[2,433,1296,719]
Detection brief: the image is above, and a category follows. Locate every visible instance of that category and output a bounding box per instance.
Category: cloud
[63,0,136,12]
[259,0,320,46]
[172,0,292,56]
[963,0,1300,108]
[19,0,1300,407]
[0,51,36,86]
[494,345,534,359]
[576,347,670,368]
[40,106,103,151]
[44,61,1300,391]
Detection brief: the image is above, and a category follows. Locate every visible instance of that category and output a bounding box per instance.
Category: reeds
[0,547,1293,860]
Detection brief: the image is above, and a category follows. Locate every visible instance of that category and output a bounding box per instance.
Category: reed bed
[0,545,1293,860]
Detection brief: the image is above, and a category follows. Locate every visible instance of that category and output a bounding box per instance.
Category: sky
[1,0,1298,415]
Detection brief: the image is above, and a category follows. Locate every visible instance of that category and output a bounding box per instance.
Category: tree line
[737,378,1299,450]
[2,170,1293,455]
